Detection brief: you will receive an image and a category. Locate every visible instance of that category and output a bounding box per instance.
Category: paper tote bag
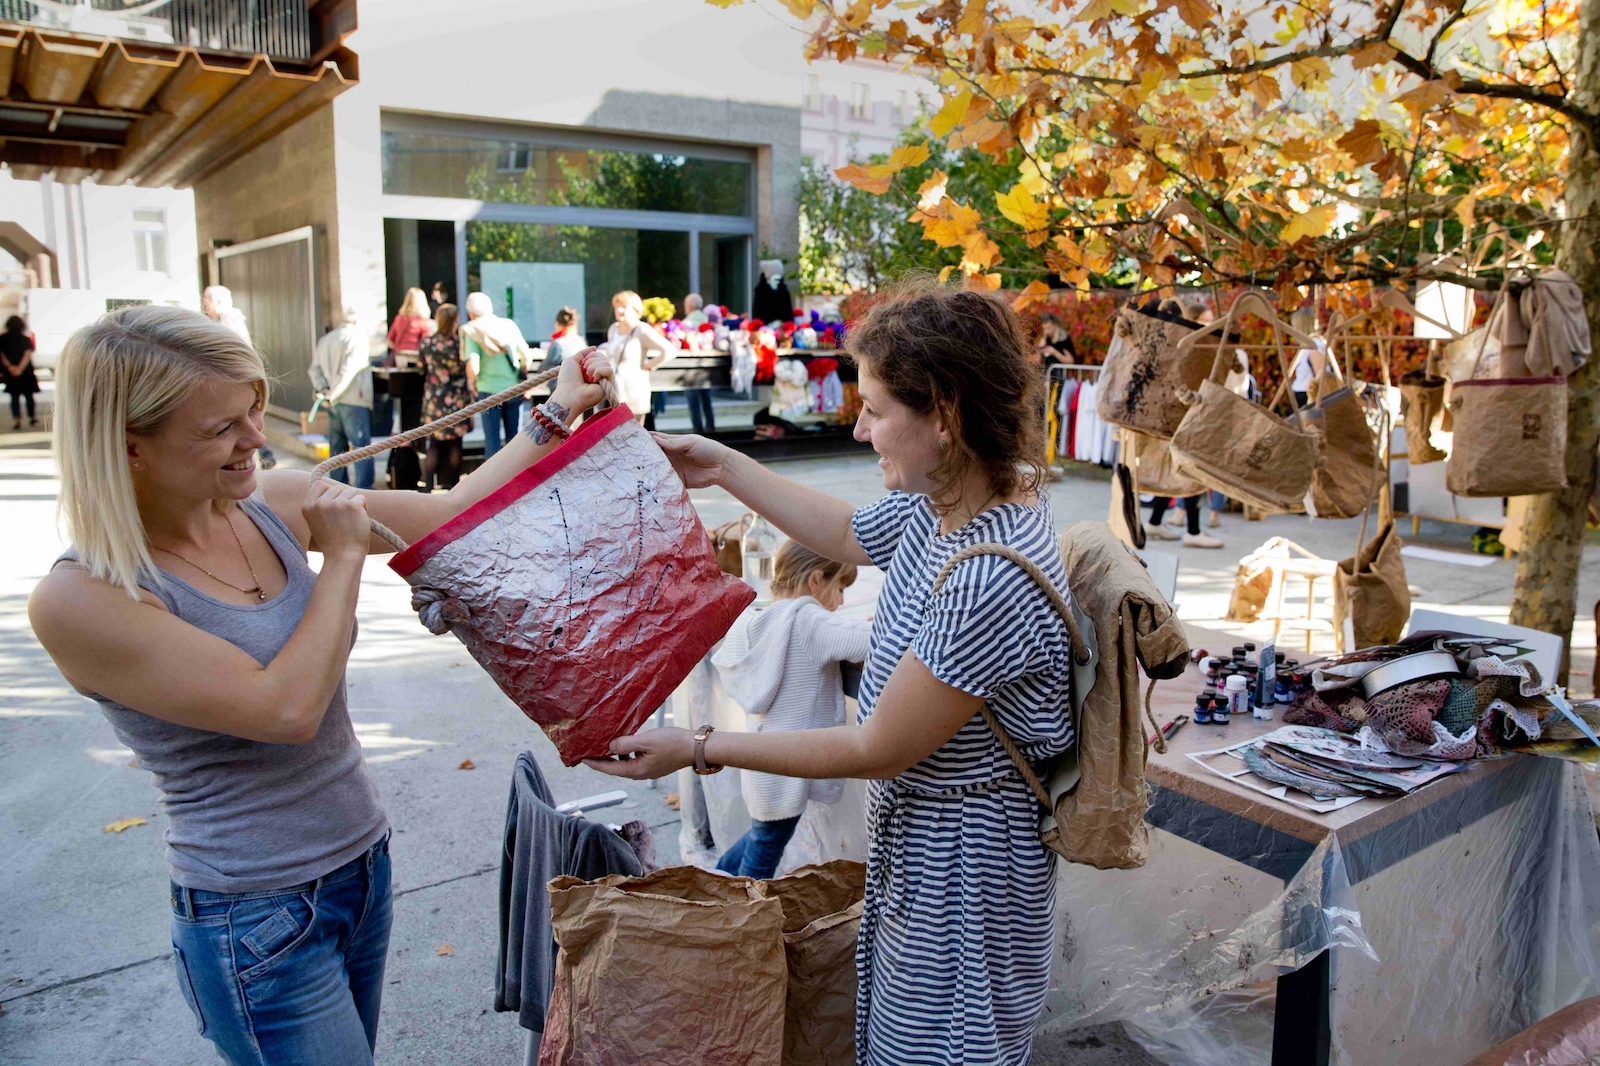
[1398,367,1448,464]
[1445,375,1568,497]
[541,867,788,1066]
[1333,517,1410,651]
[391,405,756,765]
[1095,302,1208,439]
[1298,385,1381,519]
[765,861,866,1066]
[1126,428,1206,498]
[1169,373,1319,514]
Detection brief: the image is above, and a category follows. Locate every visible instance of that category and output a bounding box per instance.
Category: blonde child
[711,540,872,878]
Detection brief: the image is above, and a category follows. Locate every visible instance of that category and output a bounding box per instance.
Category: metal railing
[0,0,312,61]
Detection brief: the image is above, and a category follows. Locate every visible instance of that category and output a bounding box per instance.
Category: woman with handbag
[28,304,613,1066]
[590,282,1074,1066]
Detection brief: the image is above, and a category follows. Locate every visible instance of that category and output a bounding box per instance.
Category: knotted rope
[309,365,618,552]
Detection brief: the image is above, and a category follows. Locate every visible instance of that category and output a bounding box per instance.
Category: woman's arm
[260,348,614,551]
[636,322,674,371]
[653,433,870,566]
[586,650,980,781]
[29,480,374,744]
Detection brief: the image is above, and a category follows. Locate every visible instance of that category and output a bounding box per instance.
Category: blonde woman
[382,287,437,438]
[606,290,673,424]
[27,305,612,1066]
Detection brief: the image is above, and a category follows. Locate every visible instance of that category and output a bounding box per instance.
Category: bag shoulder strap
[928,543,1098,809]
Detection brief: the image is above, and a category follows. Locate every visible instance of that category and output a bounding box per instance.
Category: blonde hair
[611,290,643,316]
[55,305,268,599]
[398,287,430,319]
[771,540,857,598]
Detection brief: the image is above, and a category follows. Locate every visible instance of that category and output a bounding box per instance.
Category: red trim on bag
[389,405,636,578]
[1452,376,1567,387]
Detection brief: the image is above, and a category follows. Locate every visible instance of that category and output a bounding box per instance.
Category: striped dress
[851,492,1074,1066]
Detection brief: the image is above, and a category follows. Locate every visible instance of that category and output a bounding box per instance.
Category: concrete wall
[191,106,344,332]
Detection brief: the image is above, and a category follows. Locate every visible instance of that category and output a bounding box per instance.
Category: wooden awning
[0,9,356,187]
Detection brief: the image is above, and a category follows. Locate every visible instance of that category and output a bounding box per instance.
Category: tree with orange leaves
[715,0,1599,672]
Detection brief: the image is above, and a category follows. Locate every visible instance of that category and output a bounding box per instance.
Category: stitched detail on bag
[1246,438,1274,470]
[1522,413,1542,439]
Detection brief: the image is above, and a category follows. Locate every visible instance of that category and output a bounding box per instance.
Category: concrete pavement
[3,401,1594,1064]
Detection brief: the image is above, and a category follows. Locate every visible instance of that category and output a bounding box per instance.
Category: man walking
[310,305,376,488]
[461,291,531,458]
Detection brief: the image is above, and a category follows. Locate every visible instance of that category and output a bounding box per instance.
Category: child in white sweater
[711,540,872,878]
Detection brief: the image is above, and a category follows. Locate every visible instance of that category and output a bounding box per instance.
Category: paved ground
[3,384,1596,1065]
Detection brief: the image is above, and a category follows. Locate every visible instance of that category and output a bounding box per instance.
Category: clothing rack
[1044,363,1113,468]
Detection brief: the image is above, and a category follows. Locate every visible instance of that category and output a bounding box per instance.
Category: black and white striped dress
[851,492,1074,1066]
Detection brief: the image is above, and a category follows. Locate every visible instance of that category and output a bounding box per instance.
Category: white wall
[0,170,199,362]
[801,60,935,168]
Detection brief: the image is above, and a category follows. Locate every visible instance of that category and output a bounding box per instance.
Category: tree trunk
[1507,0,1600,683]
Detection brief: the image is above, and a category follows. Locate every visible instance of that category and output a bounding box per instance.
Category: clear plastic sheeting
[1040,756,1600,1065]
[669,654,868,875]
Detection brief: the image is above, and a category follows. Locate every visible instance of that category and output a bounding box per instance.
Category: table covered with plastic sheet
[1039,662,1600,1066]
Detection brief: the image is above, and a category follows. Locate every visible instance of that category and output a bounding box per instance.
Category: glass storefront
[383,129,751,217]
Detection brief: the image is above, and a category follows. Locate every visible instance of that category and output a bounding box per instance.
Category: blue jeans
[686,388,716,434]
[169,835,393,1066]
[480,390,519,459]
[326,404,374,489]
[715,815,801,880]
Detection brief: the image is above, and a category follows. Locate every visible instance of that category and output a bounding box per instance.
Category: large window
[384,129,752,217]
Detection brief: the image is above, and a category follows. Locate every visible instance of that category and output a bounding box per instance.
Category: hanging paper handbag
[1446,289,1569,498]
[1333,486,1411,652]
[1167,292,1320,514]
[1095,300,1207,439]
[1296,344,1382,519]
[1398,352,1448,464]
[1124,428,1206,498]
[313,371,756,767]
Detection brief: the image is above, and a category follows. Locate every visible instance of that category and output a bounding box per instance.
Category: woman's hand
[549,347,614,417]
[302,478,372,560]
[653,432,735,489]
[583,727,695,780]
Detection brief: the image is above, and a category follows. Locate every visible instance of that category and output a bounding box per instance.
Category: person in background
[460,292,530,459]
[310,306,375,490]
[606,290,674,427]
[1035,312,1078,365]
[680,292,716,434]
[711,541,870,879]
[429,281,450,314]
[382,288,436,439]
[541,306,586,373]
[1289,335,1326,409]
[1146,299,1222,549]
[203,287,275,468]
[2,315,40,429]
[419,303,471,493]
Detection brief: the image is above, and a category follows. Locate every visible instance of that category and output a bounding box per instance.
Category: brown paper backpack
[1095,300,1209,439]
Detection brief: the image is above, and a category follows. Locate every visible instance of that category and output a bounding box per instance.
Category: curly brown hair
[845,279,1045,513]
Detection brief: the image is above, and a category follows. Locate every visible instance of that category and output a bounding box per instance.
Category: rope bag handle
[309,364,618,552]
[928,541,1163,815]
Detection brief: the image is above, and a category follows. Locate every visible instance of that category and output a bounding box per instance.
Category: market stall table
[1041,656,1600,1066]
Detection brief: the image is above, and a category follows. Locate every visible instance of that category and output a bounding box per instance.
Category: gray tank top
[58,496,387,894]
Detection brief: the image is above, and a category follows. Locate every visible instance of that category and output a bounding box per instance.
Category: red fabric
[755,345,778,385]
[806,357,839,381]
[387,314,435,353]
[392,406,754,765]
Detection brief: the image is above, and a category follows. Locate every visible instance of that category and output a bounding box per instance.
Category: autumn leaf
[437,943,455,956]
[949,116,1008,150]
[1336,119,1386,165]
[104,817,147,833]
[839,0,875,29]
[915,170,950,212]
[1171,0,1213,31]
[1280,204,1334,244]
[939,265,957,283]
[458,758,476,770]
[1077,0,1137,22]
[778,0,816,15]
[702,0,743,6]
[1396,80,1453,116]
[885,142,930,171]
[1278,138,1317,163]
[1012,279,1051,311]
[1242,74,1280,107]
[663,792,681,810]
[1454,192,1477,229]
[996,183,1050,231]
[929,89,973,138]
[957,0,986,35]
[835,163,893,195]
[1350,40,1397,70]
[975,273,1004,291]
[961,231,1001,270]
[1289,57,1332,92]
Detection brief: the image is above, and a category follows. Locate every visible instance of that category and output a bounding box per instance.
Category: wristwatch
[693,725,723,775]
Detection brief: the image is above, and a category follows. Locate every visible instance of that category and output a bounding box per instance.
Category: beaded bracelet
[529,403,572,443]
